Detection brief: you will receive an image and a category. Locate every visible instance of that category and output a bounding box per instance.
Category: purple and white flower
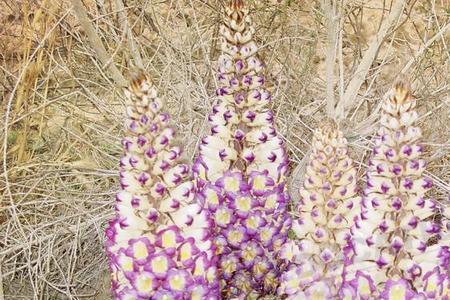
[192,0,291,297]
[278,120,361,298]
[105,73,219,298]
[344,81,450,297]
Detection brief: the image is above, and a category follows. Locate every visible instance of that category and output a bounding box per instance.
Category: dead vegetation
[1,0,449,299]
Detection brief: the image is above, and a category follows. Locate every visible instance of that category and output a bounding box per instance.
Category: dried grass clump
[0,0,449,299]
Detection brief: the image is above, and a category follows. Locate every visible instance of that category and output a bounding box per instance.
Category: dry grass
[1,0,449,299]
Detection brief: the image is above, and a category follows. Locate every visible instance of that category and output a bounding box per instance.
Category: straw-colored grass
[1,0,449,299]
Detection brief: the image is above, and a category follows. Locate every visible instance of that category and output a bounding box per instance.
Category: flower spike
[193,0,291,297]
[278,119,361,298]
[105,72,219,298]
[344,80,450,298]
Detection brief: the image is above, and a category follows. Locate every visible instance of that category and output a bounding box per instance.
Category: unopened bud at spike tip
[392,77,412,105]
[128,71,149,94]
[230,0,244,10]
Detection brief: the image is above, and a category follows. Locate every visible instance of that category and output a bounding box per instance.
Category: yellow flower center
[191,288,204,300]
[152,257,168,273]
[194,259,205,276]
[311,290,326,300]
[206,268,216,283]
[169,275,185,291]
[343,294,353,300]
[260,228,272,242]
[246,216,258,230]
[253,262,265,275]
[206,190,219,205]
[224,177,239,192]
[121,256,133,272]
[253,176,266,190]
[216,209,231,225]
[264,273,277,289]
[223,259,236,274]
[284,248,294,260]
[228,230,243,244]
[162,231,176,248]
[358,277,371,295]
[236,197,251,212]
[180,244,191,261]
[389,284,406,300]
[426,280,437,293]
[133,241,148,259]
[265,194,277,209]
[299,269,314,282]
[242,246,256,262]
[136,275,153,292]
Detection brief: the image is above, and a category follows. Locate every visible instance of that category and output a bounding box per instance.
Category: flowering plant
[278,119,361,298]
[105,73,219,299]
[192,0,291,297]
[103,3,450,299]
[343,81,450,299]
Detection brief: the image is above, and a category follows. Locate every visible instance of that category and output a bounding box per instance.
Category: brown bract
[392,79,413,106]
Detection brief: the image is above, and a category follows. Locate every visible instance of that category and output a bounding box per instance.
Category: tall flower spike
[193,0,291,297]
[278,119,361,298]
[105,73,219,299]
[344,81,450,298]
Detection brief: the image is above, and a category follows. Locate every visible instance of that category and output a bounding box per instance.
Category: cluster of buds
[344,81,450,298]
[278,120,361,298]
[193,0,291,297]
[105,73,219,299]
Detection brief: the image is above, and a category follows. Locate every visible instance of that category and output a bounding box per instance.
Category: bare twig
[115,0,144,69]
[0,259,3,300]
[335,0,406,120]
[71,0,127,86]
[322,0,338,117]
[401,22,450,75]
[288,149,311,203]
[337,16,345,105]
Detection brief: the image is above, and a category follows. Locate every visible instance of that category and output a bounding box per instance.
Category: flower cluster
[104,1,450,299]
[278,120,361,298]
[344,81,450,298]
[105,73,219,299]
[192,0,291,297]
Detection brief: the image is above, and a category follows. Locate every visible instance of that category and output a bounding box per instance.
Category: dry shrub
[0,0,449,298]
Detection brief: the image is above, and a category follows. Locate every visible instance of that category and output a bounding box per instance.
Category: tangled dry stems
[0,0,449,299]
